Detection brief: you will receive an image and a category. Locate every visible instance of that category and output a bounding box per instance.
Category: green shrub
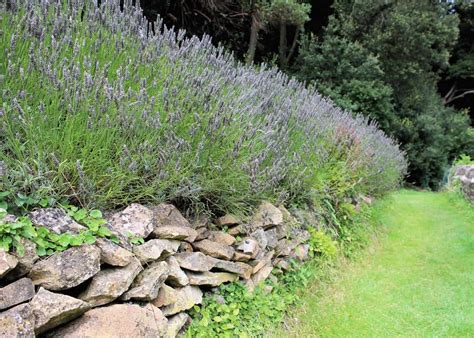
[308,228,338,259]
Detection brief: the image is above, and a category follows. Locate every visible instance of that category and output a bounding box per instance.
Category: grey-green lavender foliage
[0,0,407,214]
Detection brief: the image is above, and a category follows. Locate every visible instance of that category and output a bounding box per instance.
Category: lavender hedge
[0,0,407,214]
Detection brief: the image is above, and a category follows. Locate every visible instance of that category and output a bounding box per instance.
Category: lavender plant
[0,0,407,214]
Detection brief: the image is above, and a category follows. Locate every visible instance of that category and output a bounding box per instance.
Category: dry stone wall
[453,165,474,203]
[0,201,312,337]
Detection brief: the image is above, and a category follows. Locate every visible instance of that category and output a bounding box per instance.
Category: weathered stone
[275,223,290,239]
[95,237,135,267]
[30,287,90,335]
[174,252,217,272]
[243,279,255,293]
[278,205,293,223]
[195,227,211,241]
[213,260,253,279]
[236,237,260,258]
[79,257,142,307]
[263,285,273,294]
[29,208,85,234]
[251,263,273,285]
[215,214,241,227]
[292,229,311,244]
[178,241,194,253]
[251,201,283,230]
[165,256,189,286]
[4,239,39,280]
[151,225,197,242]
[275,239,293,257]
[0,303,35,337]
[0,250,18,278]
[264,228,279,248]
[152,284,178,307]
[28,245,100,290]
[122,261,169,301]
[0,278,35,311]
[108,203,155,239]
[290,244,310,261]
[161,286,203,316]
[227,224,247,236]
[166,312,190,338]
[233,251,252,262]
[48,303,168,338]
[252,250,275,274]
[250,228,268,250]
[191,214,209,229]
[133,239,181,264]
[152,203,192,228]
[187,271,238,286]
[273,258,290,271]
[193,239,235,260]
[208,231,236,246]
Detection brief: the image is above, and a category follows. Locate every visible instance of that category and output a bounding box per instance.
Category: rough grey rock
[152,203,192,228]
[174,252,217,272]
[95,237,135,267]
[108,203,155,239]
[192,239,235,260]
[264,228,279,248]
[29,208,85,234]
[213,260,253,279]
[161,286,203,316]
[28,245,101,290]
[227,224,247,236]
[273,258,290,271]
[178,242,194,253]
[233,251,253,262]
[0,303,35,337]
[0,250,18,278]
[48,303,168,338]
[165,312,190,338]
[186,271,238,286]
[152,225,197,242]
[165,256,190,287]
[208,231,236,246]
[236,237,260,258]
[30,287,90,335]
[79,257,142,307]
[195,227,211,241]
[251,250,275,274]
[152,284,178,307]
[250,229,268,250]
[251,201,283,230]
[0,278,35,311]
[290,244,310,261]
[122,261,169,301]
[251,263,273,285]
[215,214,241,227]
[133,239,181,264]
[4,239,39,281]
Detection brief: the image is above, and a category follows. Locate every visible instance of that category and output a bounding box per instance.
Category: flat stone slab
[0,278,35,310]
[0,250,18,278]
[161,286,203,316]
[186,271,238,287]
[133,239,180,264]
[121,261,169,301]
[30,288,90,335]
[151,225,197,242]
[174,252,217,272]
[0,303,35,337]
[28,245,101,291]
[108,203,155,239]
[47,303,168,338]
[192,239,235,260]
[79,257,142,307]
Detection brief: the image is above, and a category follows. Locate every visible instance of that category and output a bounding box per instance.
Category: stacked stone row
[453,165,474,204]
[0,201,310,337]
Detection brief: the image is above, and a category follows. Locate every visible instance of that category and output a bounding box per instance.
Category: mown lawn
[279,190,474,337]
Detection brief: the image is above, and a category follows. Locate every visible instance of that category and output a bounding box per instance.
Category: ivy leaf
[57,234,72,247]
[73,209,87,221]
[0,201,8,210]
[97,226,112,237]
[36,245,47,256]
[70,236,84,246]
[90,210,103,219]
[0,191,11,198]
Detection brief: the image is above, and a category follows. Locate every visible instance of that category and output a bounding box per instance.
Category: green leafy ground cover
[279,190,474,337]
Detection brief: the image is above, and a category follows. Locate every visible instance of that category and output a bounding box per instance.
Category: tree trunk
[278,21,288,69]
[246,11,260,65]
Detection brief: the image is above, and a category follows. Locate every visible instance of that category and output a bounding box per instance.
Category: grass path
[282,190,474,337]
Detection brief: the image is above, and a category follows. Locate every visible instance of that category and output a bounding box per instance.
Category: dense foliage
[294,0,474,189]
[0,0,406,215]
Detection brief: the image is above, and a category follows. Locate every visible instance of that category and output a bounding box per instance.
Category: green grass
[278,190,474,337]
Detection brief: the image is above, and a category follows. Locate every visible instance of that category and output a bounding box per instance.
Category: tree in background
[294,0,473,188]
